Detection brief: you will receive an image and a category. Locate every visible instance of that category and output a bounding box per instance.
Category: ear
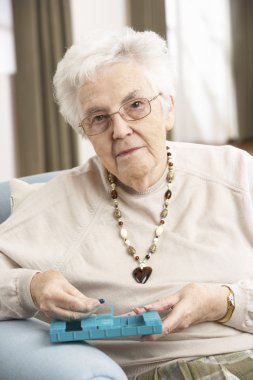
[165,96,175,131]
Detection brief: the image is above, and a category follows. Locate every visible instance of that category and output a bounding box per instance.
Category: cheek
[143,118,167,144]
[142,123,167,160]
[91,139,115,169]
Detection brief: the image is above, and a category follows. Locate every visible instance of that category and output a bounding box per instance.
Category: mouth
[116,146,143,158]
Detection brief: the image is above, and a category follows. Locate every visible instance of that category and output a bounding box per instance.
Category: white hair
[53,27,176,136]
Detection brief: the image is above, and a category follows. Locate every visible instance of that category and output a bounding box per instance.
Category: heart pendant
[133,267,152,284]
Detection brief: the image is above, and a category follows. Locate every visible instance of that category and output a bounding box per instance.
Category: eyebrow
[85,90,141,116]
[121,90,140,103]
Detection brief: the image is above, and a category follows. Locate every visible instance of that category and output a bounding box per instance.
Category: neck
[124,176,159,193]
[121,158,168,193]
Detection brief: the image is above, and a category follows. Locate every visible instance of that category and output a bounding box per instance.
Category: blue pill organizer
[50,306,162,343]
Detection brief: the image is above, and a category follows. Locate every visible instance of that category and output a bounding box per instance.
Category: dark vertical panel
[129,0,167,38]
[12,0,78,176]
[230,0,253,140]
[129,0,172,140]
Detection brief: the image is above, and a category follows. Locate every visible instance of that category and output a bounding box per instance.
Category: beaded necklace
[108,146,174,284]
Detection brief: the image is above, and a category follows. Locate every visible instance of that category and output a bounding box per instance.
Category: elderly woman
[0,28,253,380]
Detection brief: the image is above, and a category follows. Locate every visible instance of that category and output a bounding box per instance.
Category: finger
[61,283,105,310]
[140,322,171,341]
[56,293,102,313]
[132,307,145,314]
[39,290,103,319]
[143,295,179,312]
[162,302,191,333]
[46,298,105,320]
[65,284,91,299]
[46,306,96,321]
[141,304,184,341]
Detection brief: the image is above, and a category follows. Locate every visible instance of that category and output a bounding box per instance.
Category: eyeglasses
[79,93,161,136]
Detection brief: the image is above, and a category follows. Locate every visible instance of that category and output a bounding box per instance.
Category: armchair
[0,172,127,380]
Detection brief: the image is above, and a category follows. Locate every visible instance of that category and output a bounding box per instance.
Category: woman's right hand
[30,269,101,320]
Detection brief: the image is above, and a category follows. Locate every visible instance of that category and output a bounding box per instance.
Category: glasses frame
[79,93,162,136]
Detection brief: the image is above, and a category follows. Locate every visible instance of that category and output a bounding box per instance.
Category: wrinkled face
[79,61,173,192]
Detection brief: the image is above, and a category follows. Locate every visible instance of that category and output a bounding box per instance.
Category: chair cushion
[0,172,60,224]
[10,179,45,213]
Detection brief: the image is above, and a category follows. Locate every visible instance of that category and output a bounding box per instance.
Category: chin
[119,159,149,176]
[119,165,151,188]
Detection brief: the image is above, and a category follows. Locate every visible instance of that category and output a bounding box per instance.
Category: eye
[91,114,108,124]
[130,99,145,109]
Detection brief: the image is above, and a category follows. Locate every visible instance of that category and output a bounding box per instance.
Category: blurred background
[0,0,252,181]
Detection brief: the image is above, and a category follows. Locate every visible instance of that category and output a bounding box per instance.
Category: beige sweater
[0,141,253,377]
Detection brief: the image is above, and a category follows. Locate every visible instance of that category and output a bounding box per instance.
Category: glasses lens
[84,114,111,136]
[121,98,150,121]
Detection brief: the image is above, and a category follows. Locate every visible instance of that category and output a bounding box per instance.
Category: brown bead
[134,256,139,261]
[145,254,151,260]
[161,208,168,218]
[160,219,165,224]
[111,190,118,199]
[114,209,121,218]
[118,221,123,226]
[128,246,136,255]
[167,172,174,182]
[169,162,173,167]
[108,174,114,184]
[149,243,157,253]
[165,189,172,199]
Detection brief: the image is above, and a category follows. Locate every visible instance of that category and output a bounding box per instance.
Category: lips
[116,146,142,158]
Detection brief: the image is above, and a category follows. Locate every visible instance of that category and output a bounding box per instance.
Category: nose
[111,113,133,139]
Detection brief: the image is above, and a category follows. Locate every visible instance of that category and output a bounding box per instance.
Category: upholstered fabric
[0,172,59,224]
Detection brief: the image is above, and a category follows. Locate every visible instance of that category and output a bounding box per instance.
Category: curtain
[165,0,238,144]
[230,0,253,141]
[129,0,172,140]
[12,0,78,177]
[129,0,167,38]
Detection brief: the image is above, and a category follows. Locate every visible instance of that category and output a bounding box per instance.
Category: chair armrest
[0,171,60,224]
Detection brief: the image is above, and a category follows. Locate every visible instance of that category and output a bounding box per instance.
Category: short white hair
[53,27,176,136]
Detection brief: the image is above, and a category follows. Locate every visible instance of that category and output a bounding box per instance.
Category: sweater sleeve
[223,151,253,332]
[0,253,39,320]
[0,164,101,321]
[225,280,253,332]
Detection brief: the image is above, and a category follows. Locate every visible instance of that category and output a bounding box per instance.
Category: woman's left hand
[134,283,230,340]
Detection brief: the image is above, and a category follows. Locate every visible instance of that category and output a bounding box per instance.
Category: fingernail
[99,298,105,304]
